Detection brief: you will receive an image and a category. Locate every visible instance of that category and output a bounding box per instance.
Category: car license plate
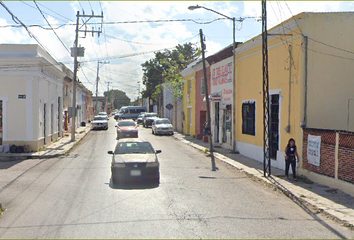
[130,170,141,176]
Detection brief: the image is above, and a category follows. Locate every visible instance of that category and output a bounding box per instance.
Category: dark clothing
[286,145,297,156]
[285,158,297,178]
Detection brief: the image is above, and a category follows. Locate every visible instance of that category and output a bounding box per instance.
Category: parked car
[114,112,120,120]
[108,139,161,185]
[92,115,108,130]
[136,113,146,124]
[116,106,147,120]
[152,118,174,135]
[143,113,159,128]
[98,112,109,120]
[116,120,138,139]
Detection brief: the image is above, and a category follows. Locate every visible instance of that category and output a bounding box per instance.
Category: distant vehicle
[114,112,120,120]
[108,139,161,185]
[92,115,108,130]
[116,120,138,139]
[116,106,147,120]
[98,112,109,120]
[152,118,174,135]
[136,112,146,124]
[143,113,159,128]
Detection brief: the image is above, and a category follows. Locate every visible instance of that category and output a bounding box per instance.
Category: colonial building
[0,44,64,151]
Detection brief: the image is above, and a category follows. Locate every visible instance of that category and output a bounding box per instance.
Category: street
[0,118,353,239]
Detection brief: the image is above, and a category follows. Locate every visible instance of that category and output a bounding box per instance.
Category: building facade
[181,65,196,137]
[0,44,64,151]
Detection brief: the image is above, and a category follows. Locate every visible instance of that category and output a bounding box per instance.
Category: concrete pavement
[173,132,354,230]
[0,124,92,161]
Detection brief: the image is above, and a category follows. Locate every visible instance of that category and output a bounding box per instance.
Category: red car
[116,120,138,139]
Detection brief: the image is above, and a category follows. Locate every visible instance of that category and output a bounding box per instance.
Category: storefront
[210,56,233,149]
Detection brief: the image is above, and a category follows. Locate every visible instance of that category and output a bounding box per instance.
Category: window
[188,81,192,94]
[242,101,256,136]
[201,78,206,95]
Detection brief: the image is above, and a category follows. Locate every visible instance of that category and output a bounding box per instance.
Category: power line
[20,1,71,23]
[0,1,56,59]
[33,1,70,54]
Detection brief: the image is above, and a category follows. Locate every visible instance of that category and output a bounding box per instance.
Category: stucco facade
[0,44,64,151]
[181,66,196,137]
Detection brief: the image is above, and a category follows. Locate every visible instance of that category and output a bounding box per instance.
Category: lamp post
[188,5,237,152]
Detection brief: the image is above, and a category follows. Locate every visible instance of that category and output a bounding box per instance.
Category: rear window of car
[156,119,171,125]
[146,113,158,118]
[94,117,106,121]
[118,121,136,127]
[115,142,155,154]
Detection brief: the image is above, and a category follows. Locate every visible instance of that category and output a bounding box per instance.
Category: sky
[0,1,353,101]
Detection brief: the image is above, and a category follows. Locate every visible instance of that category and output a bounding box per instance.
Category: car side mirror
[156,150,162,154]
[108,151,114,155]
[115,125,118,127]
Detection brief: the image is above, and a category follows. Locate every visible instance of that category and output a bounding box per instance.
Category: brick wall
[338,133,354,183]
[302,129,336,178]
[303,128,354,184]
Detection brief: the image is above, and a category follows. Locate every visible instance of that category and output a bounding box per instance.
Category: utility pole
[262,1,271,176]
[105,81,112,113]
[95,60,109,115]
[137,81,141,106]
[200,29,217,171]
[71,10,103,142]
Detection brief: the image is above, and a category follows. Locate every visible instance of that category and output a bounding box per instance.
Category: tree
[104,89,130,110]
[141,42,201,113]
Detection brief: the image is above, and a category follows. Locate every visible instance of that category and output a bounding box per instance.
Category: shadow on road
[0,160,24,169]
[106,179,159,190]
[267,176,348,239]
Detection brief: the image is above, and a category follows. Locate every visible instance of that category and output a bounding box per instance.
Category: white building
[0,44,64,151]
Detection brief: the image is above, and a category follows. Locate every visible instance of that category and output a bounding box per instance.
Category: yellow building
[235,12,354,195]
[181,65,196,137]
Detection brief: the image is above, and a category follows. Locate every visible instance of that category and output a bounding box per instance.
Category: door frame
[269,89,282,160]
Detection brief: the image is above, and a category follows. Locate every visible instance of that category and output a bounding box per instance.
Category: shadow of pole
[267,176,347,239]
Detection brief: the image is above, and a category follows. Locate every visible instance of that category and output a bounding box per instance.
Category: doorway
[43,103,47,145]
[189,108,192,135]
[51,104,54,142]
[214,103,220,142]
[270,94,280,159]
[0,100,3,145]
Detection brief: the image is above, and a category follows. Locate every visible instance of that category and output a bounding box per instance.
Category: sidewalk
[173,132,354,229]
[0,124,92,161]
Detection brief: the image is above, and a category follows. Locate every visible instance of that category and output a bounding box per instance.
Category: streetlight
[188,4,237,152]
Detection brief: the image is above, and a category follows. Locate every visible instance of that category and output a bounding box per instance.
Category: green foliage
[141,42,201,101]
[104,89,131,109]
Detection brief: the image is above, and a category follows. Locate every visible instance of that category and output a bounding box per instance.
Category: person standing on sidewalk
[284,138,299,180]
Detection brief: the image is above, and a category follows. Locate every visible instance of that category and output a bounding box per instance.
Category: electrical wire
[33,1,71,54]
[20,1,71,23]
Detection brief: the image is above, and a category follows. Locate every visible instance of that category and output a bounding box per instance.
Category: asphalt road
[0,118,354,239]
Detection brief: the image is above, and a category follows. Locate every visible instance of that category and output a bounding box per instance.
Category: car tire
[170,132,174,136]
[152,129,154,135]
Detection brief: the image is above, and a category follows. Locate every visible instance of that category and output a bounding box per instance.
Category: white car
[151,118,174,135]
[92,115,108,130]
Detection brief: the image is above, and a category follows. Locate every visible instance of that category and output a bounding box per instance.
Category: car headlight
[146,162,159,167]
[132,129,138,132]
[118,129,122,132]
[113,163,125,168]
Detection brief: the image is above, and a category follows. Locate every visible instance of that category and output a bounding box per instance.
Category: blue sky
[0,1,353,100]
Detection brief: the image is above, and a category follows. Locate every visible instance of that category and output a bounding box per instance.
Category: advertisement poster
[307,134,321,166]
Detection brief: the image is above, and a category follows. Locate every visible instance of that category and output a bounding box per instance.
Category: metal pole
[262,1,271,176]
[200,29,217,171]
[95,61,100,115]
[71,11,80,142]
[232,17,236,152]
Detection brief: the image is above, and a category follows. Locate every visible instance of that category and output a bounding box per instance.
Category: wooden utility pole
[71,11,103,141]
[200,29,216,171]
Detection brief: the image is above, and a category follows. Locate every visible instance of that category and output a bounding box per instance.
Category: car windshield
[94,116,106,121]
[156,119,171,125]
[98,112,107,115]
[118,121,136,127]
[146,113,158,118]
[115,142,155,154]
[138,114,144,118]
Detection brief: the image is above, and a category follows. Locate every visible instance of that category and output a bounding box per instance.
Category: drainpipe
[347,98,354,131]
[302,36,308,127]
[285,45,292,133]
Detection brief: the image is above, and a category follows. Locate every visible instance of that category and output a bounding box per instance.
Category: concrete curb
[0,127,91,162]
[172,132,354,229]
